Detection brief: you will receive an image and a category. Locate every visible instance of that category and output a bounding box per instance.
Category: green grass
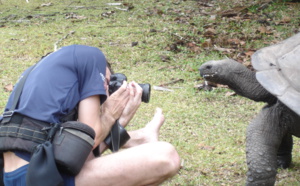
[1,0,300,185]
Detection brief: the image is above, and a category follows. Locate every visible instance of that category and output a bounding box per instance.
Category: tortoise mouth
[202,72,217,79]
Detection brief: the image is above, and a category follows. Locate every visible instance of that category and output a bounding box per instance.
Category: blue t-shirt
[3,45,107,123]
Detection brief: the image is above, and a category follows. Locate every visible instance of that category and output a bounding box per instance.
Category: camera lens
[139,83,151,103]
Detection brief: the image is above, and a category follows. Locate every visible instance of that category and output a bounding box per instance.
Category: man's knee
[151,142,181,177]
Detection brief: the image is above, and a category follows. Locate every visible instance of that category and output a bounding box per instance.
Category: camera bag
[53,121,95,175]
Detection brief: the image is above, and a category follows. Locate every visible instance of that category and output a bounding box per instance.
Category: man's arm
[78,81,130,148]
[77,95,112,148]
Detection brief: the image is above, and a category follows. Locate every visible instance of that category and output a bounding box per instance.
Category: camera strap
[1,64,36,124]
[110,121,121,152]
[104,120,130,152]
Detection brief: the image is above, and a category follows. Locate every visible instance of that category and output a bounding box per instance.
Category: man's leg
[76,108,180,186]
[75,142,180,186]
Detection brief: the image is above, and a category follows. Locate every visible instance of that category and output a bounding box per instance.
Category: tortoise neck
[228,67,276,103]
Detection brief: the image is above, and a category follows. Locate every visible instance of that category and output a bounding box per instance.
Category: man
[1,45,181,185]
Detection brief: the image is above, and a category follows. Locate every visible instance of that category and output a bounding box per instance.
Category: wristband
[104,120,130,152]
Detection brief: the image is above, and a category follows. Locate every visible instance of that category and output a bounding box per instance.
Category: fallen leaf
[219,6,248,17]
[166,43,181,52]
[180,159,185,168]
[149,29,157,32]
[216,84,228,88]
[189,46,201,53]
[186,66,196,72]
[131,42,138,47]
[197,1,214,7]
[106,3,122,6]
[276,16,291,25]
[209,15,216,20]
[244,61,252,67]
[204,28,216,37]
[213,45,235,53]
[159,78,184,86]
[257,26,273,34]
[197,143,215,151]
[101,11,115,17]
[160,55,170,62]
[155,9,164,15]
[202,39,212,48]
[225,91,236,97]
[65,13,86,20]
[186,42,196,48]
[41,2,53,7]
[258,26,267,34]
[245,50,255,57]
[227,38,240,45]
[4,84,13,92]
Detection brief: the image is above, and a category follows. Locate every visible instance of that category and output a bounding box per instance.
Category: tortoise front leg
[246,104,287,186]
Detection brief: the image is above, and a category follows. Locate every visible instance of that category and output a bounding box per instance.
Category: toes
[153,108,165,124]
[146,108,165,132]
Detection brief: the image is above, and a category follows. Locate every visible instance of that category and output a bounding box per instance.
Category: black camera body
[109,73,151,103]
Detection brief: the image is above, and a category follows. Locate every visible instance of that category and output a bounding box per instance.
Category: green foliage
[1,0,300,185]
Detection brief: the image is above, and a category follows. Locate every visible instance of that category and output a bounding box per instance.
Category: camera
[109,73,151,103]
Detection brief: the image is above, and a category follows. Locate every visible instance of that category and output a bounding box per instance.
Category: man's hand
[119,81,143,127]
[101,81,130,121]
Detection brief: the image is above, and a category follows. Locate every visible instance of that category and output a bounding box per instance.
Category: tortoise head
[199,59,248,85]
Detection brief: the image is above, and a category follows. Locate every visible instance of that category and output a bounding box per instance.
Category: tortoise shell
[252,33,300,115]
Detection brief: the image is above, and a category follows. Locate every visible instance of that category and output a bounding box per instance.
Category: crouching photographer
[0,45,180,186]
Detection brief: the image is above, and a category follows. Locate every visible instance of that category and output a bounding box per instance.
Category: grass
[1,0,300,185]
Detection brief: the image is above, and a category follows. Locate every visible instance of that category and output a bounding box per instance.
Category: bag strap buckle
[1,111,14,124]
[3,111,14,118]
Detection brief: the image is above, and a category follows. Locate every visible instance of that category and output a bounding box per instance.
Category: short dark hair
[106,60,114,74]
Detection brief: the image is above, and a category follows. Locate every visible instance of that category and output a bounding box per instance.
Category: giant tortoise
[199,32,300,185]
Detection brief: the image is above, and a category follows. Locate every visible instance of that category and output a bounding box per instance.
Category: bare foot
[124,108,165,148]
[143,107,165,141]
